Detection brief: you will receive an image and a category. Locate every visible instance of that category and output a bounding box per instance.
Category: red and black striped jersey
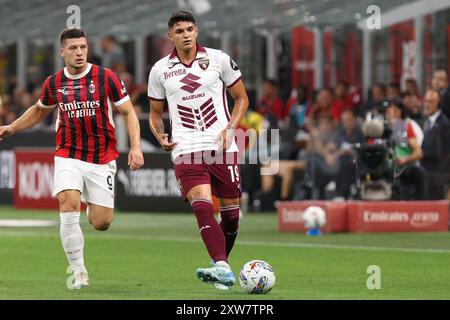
[38,63,129,164]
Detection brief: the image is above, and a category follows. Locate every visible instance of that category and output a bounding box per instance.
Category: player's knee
[58,193,80,212]
[224,212,240,223]
[220,207,240,223]
[92,217,113,231]
[93,221,111,231]
[59,200,79,212]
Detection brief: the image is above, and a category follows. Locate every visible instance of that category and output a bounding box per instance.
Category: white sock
[60,212,86,274]
[215,260,231,270]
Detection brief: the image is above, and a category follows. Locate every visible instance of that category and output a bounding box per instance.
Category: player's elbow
[417,148,423,160]
[240,95,250,111]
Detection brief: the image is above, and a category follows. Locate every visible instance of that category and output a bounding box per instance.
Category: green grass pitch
[0,205,450,299]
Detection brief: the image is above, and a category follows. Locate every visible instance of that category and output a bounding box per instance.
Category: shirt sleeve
[406,121,417,139]
[147,64,166,101]
[37,76,57,109]
[107,70,130,107]
[219,51,242,88]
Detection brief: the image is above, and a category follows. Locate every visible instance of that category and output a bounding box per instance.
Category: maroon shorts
[174,151,242,200]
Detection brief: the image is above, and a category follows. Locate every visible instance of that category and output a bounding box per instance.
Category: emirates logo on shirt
[177,97,217,131]
[180,73,201,93]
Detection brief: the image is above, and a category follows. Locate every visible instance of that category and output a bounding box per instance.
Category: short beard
[68,61,86,71]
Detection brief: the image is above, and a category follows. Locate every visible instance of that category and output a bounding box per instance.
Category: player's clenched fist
[0,126,15,141]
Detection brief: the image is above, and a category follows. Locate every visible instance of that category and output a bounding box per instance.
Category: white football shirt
[148,44,242,159]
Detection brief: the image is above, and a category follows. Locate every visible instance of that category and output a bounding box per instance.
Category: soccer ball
[303,206,327,229]
[239,260,275,294]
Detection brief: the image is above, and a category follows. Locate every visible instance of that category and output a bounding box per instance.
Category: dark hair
[388,98,407,118]
[321,87,334,96]
[263,79,278,88]
[401,91,414,98]
[336,80,349,89]
[296,84,309,104]
[388,81,401,90]
[434,66,448,75]
[60,28,87,44]
[103,35,117,43]
[168,11,196,28]
[426,88,442,105]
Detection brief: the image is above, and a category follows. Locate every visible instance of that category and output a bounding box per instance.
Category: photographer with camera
[386,99,426,200]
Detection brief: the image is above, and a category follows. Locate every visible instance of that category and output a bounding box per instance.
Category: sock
[215,260,231,270]
[191,198,227,263]
[219,205,240,258]
[60,212,85,274]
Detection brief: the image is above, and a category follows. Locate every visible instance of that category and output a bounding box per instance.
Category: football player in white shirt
[148,11,249,290]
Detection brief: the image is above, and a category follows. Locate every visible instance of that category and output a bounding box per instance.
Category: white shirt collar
[168,44,207,65]
[428,109,441,126]
[64,63,92,80]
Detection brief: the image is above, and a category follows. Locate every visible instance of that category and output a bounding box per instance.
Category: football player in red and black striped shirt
[0,28,144,289]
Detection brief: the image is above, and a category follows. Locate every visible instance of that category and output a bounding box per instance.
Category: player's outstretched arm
[117,100,144,170]
[149,99,177,152]
[0,104,53,141]
[217,80,249,150]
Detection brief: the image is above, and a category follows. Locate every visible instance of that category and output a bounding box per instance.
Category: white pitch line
[1,230,449,254]
[108,234,450,254]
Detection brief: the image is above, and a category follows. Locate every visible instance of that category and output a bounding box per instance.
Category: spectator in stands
[280,84,309,160]
[387,82,401,100]
[431,67,450,119]
[386,98,426,200]
[255,79,286,122]
[289,85,309,130]
[11,86,26,117]
[420,89,450,200]
[100,35,126,73]
[0,94,15,124]
[331,81,350,122]
[306,88,333,127]
[402,91,424,126]
[334,110,365,199]
[359,83,386,117]
[302,115,339,199]
[257,85,311,202]
[405,78,422,100]
[87,41,102,66]
[119,71,147,111]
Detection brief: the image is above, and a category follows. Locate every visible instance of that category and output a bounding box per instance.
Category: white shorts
[53,156,117,208]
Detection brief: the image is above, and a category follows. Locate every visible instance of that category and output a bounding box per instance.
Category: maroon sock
[219,205,240,258]
[191,199,227,263]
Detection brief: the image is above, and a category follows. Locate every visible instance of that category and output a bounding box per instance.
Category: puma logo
[199,225,211,233]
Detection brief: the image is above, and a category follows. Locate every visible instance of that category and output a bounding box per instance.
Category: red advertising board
[347,201,449,233]
[14,148,59,209]
[278,201,347,233]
